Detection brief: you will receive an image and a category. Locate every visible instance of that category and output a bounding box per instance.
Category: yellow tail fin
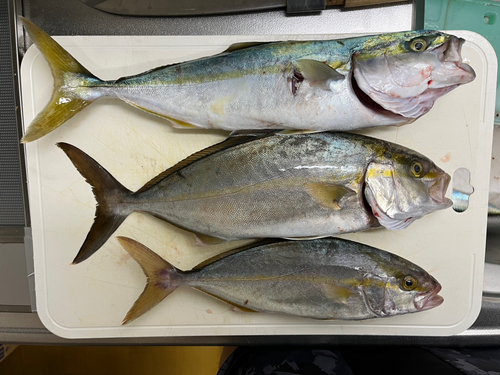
[21,17,101,143]
[117,237,178,325]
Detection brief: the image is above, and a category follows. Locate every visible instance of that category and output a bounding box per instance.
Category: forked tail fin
[117,237,180,325]
[57,143,133,264]
[21,17,103,142]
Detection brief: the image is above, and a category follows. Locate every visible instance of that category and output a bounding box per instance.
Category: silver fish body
[22,18,475,142]
[118,237,444,323]
[58,131,452,264]
[133,132,377,240]
[102,43,404,132]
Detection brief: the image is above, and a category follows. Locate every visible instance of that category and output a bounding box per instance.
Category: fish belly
[137,186,375,240]
[110,73,406,131]
[194,279,373,319]
[131,133,378,240]
[184,242,377,319]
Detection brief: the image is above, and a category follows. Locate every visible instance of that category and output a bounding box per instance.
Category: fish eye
[410,38,427,52]
[403,276,417,290]
[410,161,424,177]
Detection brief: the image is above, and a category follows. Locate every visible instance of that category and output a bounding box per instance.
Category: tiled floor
[0,345,226,375]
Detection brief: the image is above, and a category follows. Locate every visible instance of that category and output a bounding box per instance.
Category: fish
[21,17,475,142]
[116,236,444,324]
[58,131,452,264]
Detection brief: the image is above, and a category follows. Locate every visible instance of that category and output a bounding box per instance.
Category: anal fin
[283,235,330,241]
[194,288,259,313]
[116,95,201,129]
[194,232,227,246]
[167,118,199,129]
[276,129,320,135]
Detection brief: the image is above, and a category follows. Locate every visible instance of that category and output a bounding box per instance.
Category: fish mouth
[427,171,453,208]
[414,285,444,311]
[432,36,476,85]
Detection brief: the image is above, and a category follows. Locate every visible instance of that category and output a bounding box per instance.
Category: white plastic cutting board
[21,32,496,338]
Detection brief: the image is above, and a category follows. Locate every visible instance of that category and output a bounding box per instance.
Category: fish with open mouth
[58,131,452,264]
[116,236,444,324]
[21,17,475,142]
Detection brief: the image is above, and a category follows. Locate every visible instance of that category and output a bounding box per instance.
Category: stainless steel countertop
[5,0,500,345]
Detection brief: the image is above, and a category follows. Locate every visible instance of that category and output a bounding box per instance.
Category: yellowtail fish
[117,237,443,324]
[58,131,451,264]
[21,18,475,142]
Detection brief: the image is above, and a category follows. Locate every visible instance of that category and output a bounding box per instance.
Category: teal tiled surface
[425,0,500,123]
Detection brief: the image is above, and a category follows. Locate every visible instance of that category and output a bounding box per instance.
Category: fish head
[364,147,452,230]
[363,263,443,317]
[352,31,475,118]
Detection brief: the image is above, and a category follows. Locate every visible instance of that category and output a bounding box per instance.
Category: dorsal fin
[223,41,270,53]
[192,239,280,270]
[194,232,227,246]
[135,131,274,194]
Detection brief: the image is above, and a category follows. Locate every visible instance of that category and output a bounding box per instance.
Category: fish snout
[427,170,453,208]
[414,283,443,311]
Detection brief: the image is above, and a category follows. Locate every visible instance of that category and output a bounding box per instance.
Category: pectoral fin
[322,283,354,301]
[305,183,355,210]
[293,59,345,89]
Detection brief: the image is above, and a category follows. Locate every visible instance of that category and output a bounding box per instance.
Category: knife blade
[79,0,407,16]
[81,0,289,16]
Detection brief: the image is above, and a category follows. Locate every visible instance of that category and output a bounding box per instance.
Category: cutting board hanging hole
[452,168,474,213]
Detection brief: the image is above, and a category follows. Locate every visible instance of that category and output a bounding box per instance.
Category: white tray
[21,32,497,339]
